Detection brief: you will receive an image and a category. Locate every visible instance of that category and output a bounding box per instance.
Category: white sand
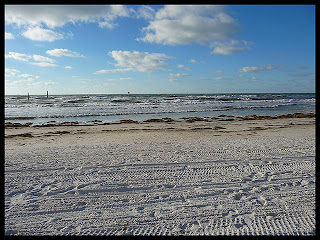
[5,118,315,235]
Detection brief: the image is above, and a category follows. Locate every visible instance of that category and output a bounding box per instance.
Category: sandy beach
[5,116,316,236]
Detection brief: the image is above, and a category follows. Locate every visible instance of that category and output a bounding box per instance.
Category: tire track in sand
[5,134,315,235]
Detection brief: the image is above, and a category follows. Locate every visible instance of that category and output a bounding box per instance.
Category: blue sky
[5,5,315,95]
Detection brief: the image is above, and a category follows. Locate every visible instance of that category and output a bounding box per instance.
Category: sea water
[5,93,315,125]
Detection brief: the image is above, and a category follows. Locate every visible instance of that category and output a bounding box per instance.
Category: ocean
[5,93,315,125]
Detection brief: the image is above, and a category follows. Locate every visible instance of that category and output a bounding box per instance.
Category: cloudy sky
[5,5,315,95]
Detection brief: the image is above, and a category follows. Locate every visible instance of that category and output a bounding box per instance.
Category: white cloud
[237,64,280,73]
[136,5,155,20]
[33,54,56,63]
[65,66,72,69]
[211,40,253,55]
[5,52,57,65]
[5,5,131,29]
[238,66,260,73]
[98,21,116,29]
[155,5,225,19]
[177,64,191,71]
[19,74,33,78]
[5,52,32,61]
[190,59,197,63]
[137,5,252,54]
[46,48,85,57]
[5,68,20,77]
[6,52,59,67]
[214,76,233,80]
[168,72,189,82]
[169,73,190,78]
[6,72,40,85]
[5,69,41,83]
[94,68,132,74]
[138,5,240,45]
[32,54,57,66]
[168,78,181,82]
[33,81,58,86]
[107,77,132,82]
[5,32,14,39]
[103,50,172,73]
[7,78,36,85]
[30,62,57,67]
[22,27,64,42]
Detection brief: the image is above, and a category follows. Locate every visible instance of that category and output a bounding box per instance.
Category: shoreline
[5,115,315,149]
[4,111,316,127]
[5,115,315,146]
[4,112,316,127]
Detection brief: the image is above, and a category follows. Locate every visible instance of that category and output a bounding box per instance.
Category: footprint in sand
[249,195,268,206]
[222,209,239,217]
[10,193,27,205]
[233,192,249,201]
[47,217,61,223]
[149,210,160,218]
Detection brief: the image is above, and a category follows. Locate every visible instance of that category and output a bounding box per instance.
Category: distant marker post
[47,91,48,98]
